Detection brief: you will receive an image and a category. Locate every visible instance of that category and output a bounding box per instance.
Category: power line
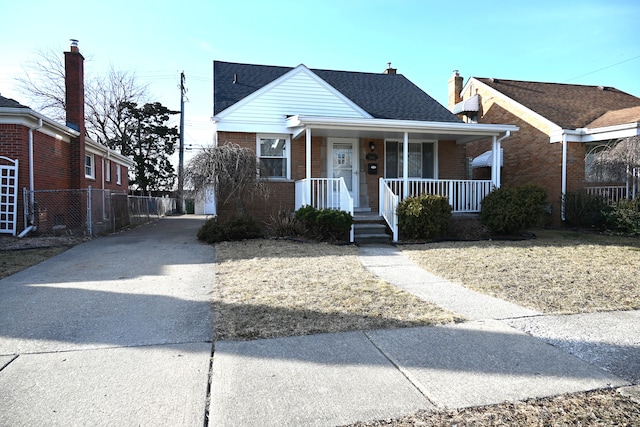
[564,54,640,83]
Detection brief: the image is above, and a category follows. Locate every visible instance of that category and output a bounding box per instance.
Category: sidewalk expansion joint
[202,341,215,427]
[0,354,19,373]
[363,331,436,406]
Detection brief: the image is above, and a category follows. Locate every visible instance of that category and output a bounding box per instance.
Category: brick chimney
[383,62,397,75]
[64,39,86,189]
[448,70,463,110]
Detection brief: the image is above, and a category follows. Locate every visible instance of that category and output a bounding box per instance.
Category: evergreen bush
[197,215,263,243]
[294,206,353,241]
[397,195,452,240]
[605,198,640,235]
[479,184,547,235]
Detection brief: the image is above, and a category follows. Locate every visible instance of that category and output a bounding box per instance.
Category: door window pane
[333,143,353,190]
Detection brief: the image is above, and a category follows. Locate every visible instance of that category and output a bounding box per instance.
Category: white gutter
[286,115,518,137]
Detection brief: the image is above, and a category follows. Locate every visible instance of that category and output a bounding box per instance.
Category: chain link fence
[23,187,178,237]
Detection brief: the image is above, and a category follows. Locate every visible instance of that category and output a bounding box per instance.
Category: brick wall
[364,138,384,212]
[466,84,566,224]
[438,140,467,179]
[216,132,295,223]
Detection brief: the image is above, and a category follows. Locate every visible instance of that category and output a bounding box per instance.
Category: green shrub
[397,195,452,240]
[480,184,547,235]
[604,198,640,235]
[564,190,611,228]
[294,206,353,241]
[197,215,263,243]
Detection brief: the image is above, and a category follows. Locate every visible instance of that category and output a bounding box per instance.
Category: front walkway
[209,245,637,427]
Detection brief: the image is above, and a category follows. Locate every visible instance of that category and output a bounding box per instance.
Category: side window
[85,154,95,179]
[105,159,111,182]
[116,164,122,185]
[257,135,290,179]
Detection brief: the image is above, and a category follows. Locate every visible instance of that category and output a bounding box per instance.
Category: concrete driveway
[0,216,214,426]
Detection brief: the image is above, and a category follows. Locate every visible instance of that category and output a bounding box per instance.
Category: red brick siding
[364,138,384,212]
[467,88,566,224]
[217,132,295,223]
[438,140,467,179]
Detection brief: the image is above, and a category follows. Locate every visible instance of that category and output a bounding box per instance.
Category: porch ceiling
[286,115,518,143]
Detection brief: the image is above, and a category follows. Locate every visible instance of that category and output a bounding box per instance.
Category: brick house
[211,61,517,241]
[0,41,132,236]
[449,72,640,224]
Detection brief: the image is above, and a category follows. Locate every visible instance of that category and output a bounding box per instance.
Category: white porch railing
[379,178,494,242]
[379,179,399,242]
[383,179,493,212]
[295,178,355,242]
[585,185,627,205]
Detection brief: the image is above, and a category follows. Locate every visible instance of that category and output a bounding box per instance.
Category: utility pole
[177,71,186,214]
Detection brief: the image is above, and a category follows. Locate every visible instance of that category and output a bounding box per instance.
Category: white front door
[328,138,359,207]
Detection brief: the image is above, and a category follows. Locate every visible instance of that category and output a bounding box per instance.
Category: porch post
[306,128,312,203]
[403,131,409,199]
[491,135,501,188]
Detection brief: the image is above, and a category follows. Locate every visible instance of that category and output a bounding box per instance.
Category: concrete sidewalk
[0,216,215,426]
[209,245,638,427]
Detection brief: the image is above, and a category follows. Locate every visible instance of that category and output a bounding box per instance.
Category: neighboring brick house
[0,41,132,236]
[212,61,516,241]
[449,72,640,224]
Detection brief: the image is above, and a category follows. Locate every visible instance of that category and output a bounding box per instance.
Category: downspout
[493,130,511,188]
[21,117,43,237]
[561,132,567,221]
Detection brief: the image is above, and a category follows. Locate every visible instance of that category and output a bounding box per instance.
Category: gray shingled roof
[214,61,461,123]
[0,95,29,109]
[476,78,640,129]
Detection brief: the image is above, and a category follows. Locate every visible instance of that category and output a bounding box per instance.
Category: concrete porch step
[353,211,391,244]
[354,223,388,234]
[354,233,392,245]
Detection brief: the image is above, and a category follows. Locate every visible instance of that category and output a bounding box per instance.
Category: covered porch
[287,115,517,242]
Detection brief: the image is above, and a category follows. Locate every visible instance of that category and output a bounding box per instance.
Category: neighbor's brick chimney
[383,62,397,75]
[448,70,463,110]
[64,39,86,189]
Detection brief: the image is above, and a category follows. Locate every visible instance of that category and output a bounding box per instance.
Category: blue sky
[1,0,639,151]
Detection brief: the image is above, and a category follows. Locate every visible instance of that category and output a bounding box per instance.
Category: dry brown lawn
[212,239,461,341]
[345,389,640,426]
[402,229,640,314]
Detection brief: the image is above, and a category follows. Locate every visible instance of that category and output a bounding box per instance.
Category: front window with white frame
[385,140,436,178]
[85,153,95,179]
[257,134,290,179]
[116,164,122,185]
[105,159,111,182]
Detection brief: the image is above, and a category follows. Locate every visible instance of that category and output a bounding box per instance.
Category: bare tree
[14,48,67,122]
[85,66,149,145]
[185,143,270,214]
[14,48,149,145]
[588,136,640,198]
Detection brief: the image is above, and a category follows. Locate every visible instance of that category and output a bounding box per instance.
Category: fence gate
[0,156,19,236]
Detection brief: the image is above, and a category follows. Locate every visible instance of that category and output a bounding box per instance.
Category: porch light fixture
[369,141,375,151]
